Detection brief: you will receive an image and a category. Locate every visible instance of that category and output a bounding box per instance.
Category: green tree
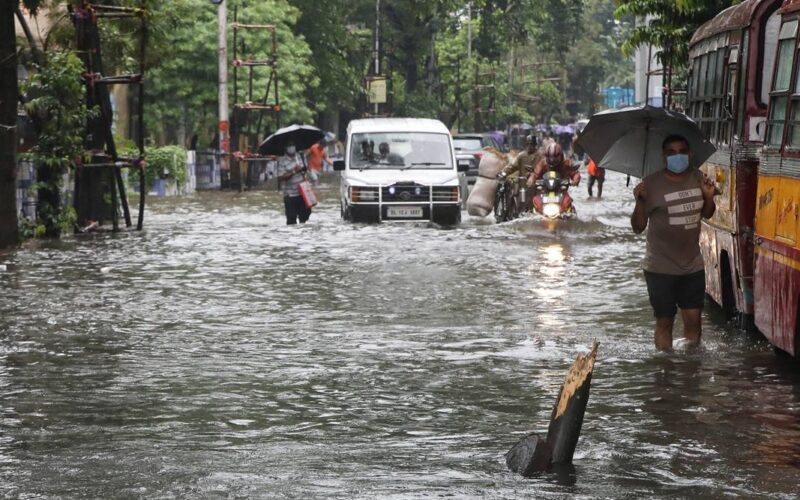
[22,51,89,237]
[1,0,49,247]
[144,0,318,147]
[565,0,634,116]
[614,0,737,74]
[288,0,371,120]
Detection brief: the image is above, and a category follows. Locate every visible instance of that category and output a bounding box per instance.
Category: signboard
[367,77,387,104]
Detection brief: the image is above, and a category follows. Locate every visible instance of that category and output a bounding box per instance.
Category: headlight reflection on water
[533,243,568,304]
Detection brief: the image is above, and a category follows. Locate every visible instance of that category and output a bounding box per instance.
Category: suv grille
[382,184,430,202]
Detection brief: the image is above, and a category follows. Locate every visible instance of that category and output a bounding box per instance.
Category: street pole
[466,2,471,60]
[373,0,381,115]
[217,0,229,176]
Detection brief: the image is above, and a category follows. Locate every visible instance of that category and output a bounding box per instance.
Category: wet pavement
[2,171,800,498]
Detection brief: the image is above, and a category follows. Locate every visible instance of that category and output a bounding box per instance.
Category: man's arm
[631,182,648,234]
[277,158,301,181]
[500,154,521,177]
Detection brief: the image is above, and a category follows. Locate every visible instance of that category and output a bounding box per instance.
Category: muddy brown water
[2,172,799,498]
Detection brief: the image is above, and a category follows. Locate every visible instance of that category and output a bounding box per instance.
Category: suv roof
[453,133,491,138]
[348,118,449,135]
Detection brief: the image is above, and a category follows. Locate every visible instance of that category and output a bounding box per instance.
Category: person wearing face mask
[276,141,312,225]
[630,134,716,351]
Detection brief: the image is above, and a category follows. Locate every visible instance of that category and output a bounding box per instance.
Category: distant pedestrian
[586,158,605,198]
[306,138,329,182]
[276,141,312,225]
[630,134,716,351]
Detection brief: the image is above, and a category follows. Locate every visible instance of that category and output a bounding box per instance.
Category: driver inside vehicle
[378,142,405,165]
[359,140,376,162]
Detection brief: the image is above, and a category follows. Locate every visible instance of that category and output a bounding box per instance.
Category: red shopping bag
[298,180,318,208]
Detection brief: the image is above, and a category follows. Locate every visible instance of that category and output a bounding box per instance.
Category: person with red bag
[276,141,312,225]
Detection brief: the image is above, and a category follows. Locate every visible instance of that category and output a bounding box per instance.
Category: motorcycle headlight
[543,203,560,218]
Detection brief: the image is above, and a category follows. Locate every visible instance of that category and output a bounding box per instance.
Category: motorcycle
[532,170,576,220]
[494,175,529,223]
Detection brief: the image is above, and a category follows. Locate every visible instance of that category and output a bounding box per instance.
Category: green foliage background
[21,51,90,237]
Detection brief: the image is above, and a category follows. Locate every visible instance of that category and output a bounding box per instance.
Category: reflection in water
[1,172,800,498]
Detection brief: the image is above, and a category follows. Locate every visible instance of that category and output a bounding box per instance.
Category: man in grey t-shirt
[276,141,312,225]
[631,135,716,351]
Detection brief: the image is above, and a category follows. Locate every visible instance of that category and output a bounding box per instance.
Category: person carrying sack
[276,141,313,225]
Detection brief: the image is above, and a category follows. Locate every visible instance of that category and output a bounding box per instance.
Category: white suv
[334,118,467,225]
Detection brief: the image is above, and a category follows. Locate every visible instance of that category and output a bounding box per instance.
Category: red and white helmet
[544,142,563,166]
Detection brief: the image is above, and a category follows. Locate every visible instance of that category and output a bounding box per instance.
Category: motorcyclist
[495,135,541,212]
[528,142,580,215]
[497,134,540,180]
[528,142,580,187]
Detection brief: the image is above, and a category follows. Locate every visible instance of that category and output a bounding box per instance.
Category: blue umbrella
[574,105,716,179]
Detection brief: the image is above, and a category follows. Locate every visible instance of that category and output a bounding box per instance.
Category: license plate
[387,206,424,218]
[543,196,560,204]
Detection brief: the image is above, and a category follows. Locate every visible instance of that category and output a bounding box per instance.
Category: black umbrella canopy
[258,124,325,156]
[574,105,716,179]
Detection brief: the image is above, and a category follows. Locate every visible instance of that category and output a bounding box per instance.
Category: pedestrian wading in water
[630,134,716,351]
[277,141,312,225]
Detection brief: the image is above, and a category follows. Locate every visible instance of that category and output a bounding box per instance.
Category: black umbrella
[258,124,325,156]
[574,104,716,179]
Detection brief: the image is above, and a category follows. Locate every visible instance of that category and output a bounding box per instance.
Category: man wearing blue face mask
[276,141,312,225]
[631,134,716,351]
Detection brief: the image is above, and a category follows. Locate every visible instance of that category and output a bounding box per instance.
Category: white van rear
[334,118,466,225]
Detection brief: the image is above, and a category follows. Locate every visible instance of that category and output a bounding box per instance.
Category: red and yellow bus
[689,0,781,326]
[690,0,800,356]
[755,0,800,355]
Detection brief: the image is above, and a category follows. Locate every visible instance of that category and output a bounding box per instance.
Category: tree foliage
[22,51,90,237]
[614,0,737,71]
[142,0,317,146]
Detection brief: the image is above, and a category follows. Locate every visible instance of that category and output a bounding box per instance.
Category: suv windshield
[453,138,483,151]
[350,132,453,169]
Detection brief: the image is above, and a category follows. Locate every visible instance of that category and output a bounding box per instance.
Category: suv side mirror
[333,159,345,171]
[456,161,470,173]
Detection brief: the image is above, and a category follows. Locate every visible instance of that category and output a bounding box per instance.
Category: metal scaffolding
[228,11,280,190]
[69,1,147,231]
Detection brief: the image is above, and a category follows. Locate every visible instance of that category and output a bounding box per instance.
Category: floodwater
[2,171,800,499]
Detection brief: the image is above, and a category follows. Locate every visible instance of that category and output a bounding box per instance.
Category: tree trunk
[546,341,598,464]
[15,5,41,65]
[506,341,598,477]
[0,0,20,248]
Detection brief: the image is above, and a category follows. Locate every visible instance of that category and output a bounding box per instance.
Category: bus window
[699,54,709,98]
[768,96,787,145]
[715,49,726,95]
[706,51,718,97]
[787,25,800,146]
[766,20,798,145]
[736,34,748,137]
[761,11,781,106]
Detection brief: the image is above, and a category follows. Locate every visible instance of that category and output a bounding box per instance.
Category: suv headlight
[351,186,378,202]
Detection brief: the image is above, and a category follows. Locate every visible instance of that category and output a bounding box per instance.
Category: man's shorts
[643,269,705,318]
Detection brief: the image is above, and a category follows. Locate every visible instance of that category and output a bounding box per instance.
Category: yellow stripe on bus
[754,246,800,272]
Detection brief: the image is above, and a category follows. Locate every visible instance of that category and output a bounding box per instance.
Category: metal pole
[645,44,652,105]
[508,45,514,114]
[373,0,381,115]
[218,0,230,177]
[467,2,472,60]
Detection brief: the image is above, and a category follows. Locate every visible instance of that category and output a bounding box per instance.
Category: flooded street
[2,171,800,498]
